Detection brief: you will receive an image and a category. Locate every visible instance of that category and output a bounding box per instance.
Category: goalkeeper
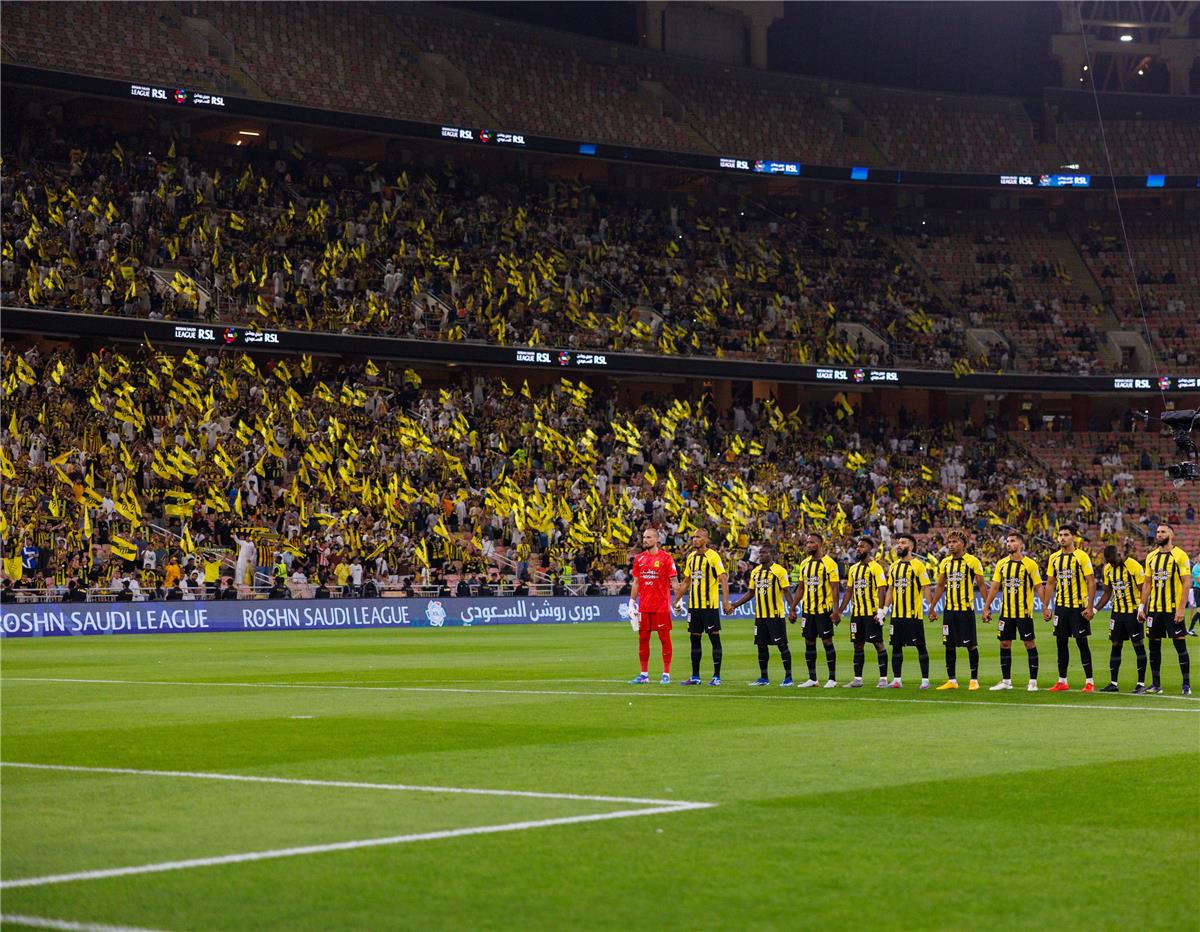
[627,527,679,685]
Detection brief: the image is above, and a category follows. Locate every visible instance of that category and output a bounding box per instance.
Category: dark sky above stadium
[449,1,1064,99]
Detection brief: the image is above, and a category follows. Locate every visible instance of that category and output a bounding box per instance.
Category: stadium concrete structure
[1,3,1198,930]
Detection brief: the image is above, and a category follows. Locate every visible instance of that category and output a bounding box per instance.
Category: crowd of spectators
[4,340,1183,605]
[4,116,988,372]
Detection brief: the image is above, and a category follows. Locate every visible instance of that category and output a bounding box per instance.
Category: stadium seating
[199,2,460,122]
[863,97,1041,173]
[3,0,231,90]
[656,69,865,165]
[1055,120,1200,176]
[3,3,1190,177]
[895,214,1105,373]
[1073,218,1200,369]
[393,11,695,150]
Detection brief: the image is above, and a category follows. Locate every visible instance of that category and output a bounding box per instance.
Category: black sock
[946,645,957,679]
[780,645,792,678]
[1109,642,1122,682]
[892,647,904,679]
[824,642,837,680]
[758,647,769,680]
[1000,646,1012,679]
[1027,646,1039,680]
[1133,642,1147,683]
[877,646,889,679]
[968,646,980,680]
[918,648,930,679]
[1076,636,1093,678]
[1057,638,1070,678]
[805,642,818,680]
[1173,639,1190,687]
[853,647,865,678]
[709,633,722,678]
[1149,639,1162,686]
[690,635,702,679]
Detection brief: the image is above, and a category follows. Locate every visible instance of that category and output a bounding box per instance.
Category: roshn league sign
[0,597,642,638]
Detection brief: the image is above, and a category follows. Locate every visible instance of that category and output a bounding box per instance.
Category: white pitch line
[5,675,1198,714]
[0,761,695,808]
[0,914,168,932]
[0,804,710,891]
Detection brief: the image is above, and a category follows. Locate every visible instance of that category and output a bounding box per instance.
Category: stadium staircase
[173,5,260,98]
[637,81,717,154]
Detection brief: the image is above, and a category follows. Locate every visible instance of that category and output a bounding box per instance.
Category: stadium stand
[2,0,233,92]
[3,3,1191,178]
[2,117,991,372]
[1054,119,1200,176]
[894,214,1106,373]
[199,2,463,123]
[1073,217,1200,370]
[863,94,1042,173]
[5,339,1190,604]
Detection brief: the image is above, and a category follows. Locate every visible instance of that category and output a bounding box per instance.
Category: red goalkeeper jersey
[632,549,677,613]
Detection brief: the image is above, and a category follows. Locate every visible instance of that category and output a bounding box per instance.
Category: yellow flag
[110,534,138,562]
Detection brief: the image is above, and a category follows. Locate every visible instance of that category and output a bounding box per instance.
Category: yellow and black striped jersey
[937,553,984,612]
[1103,558,1145,615]
[797,554,840,615]
[992,555,1042,619]
[750,562,792,620]
[888,558,930,619]
[1143,546,1190,613]
[846,559,888,616]
[683,548,727,610]
[1045,549,1094,609]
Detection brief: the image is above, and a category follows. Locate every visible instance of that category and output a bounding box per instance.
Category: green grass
[2,619,1198,931]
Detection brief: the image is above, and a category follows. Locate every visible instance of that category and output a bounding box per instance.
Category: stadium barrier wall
[2,594,1051,639]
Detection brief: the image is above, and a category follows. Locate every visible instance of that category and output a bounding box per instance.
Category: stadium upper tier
[6,344,1190,600]
[3,2,1196,175]
[9,118,1191,375]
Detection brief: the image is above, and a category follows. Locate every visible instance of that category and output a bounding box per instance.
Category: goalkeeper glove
[876,608,887,625]
[628,599,640,632]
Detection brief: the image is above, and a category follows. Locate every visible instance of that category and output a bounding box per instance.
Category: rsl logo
[426,601,446,627]
[173,88,188,104]
[558,351,571,366]
[223,328,238,344]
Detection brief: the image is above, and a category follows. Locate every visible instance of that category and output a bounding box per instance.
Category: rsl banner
[0,596,651,639]
[0,593,1032,639]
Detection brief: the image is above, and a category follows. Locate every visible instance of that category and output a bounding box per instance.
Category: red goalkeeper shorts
[639,610,672,632]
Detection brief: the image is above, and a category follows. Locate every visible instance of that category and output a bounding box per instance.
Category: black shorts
[849,615,883,645]
[688,608,722,634]
[1146,612,1186,640]
[1109,612,1143,643]
[802,612,835,641]
[941,609,977,648]
[889,617,927,648]
[754,617,789,649]
[996,615,1035,643]
[1052,607,1091,639]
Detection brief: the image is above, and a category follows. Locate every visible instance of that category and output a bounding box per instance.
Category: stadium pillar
[712,380,733,409]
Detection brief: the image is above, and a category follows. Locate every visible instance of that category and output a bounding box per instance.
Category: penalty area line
[0,915,169,932]
[0,803,711,891]
[6,675,1198,714]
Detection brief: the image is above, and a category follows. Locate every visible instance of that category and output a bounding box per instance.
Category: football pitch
[2,620,1197,931]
